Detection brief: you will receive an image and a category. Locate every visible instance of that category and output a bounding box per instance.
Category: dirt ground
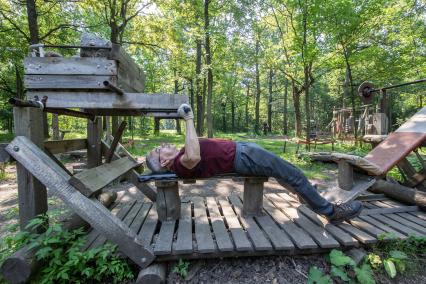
[1,161,426,284]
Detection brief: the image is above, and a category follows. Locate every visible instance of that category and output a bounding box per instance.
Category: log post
[155,181,180,221]
[87,116,102,168]
[242,177,268,216]
[13,107,47,232]
[370,179,426,208]
[338,160,353,191]
[136,263,167,284]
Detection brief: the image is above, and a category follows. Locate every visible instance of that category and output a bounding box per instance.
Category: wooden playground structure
[1,34,426,283]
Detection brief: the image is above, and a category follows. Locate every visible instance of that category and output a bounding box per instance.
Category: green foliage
[1,215,134,283]
[354,262,375,284]
[173,259,190,278]
[307,266,332,284]
[308,250,376,284]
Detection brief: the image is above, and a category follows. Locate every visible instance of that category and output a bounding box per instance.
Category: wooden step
[69,157,140,197]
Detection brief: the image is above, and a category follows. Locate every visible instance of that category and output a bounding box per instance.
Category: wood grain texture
[24,75,117,89]
[206,197,234,252]
[69,157,139,197]
[44,139,87,154]
[24,57,117,75]
[192,197,216,253]
[173,202,193,254]
[6,136,155,268]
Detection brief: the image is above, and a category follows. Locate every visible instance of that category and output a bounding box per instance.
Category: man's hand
[178,103,194,121]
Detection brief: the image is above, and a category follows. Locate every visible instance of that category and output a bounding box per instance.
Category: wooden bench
[138,173,268,221]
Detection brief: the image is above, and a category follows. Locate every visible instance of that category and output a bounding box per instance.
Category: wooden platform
[85,192,426,261]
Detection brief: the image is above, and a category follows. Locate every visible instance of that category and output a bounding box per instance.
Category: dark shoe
[327,200,363,224]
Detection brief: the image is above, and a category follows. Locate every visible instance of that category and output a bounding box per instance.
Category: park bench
[309,107,426,203]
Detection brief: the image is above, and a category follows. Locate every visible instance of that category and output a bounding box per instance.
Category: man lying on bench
[145,104,362,223]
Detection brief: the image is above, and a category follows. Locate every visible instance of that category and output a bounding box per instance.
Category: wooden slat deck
[82,192,426,261]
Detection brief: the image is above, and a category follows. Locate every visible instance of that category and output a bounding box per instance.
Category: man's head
[145,143,179,173]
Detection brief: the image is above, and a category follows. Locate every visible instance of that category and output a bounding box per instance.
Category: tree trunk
[292,81,302,137]
[343,48,357,139]
[189,79,194,110]
[268,69,273,133]
[255,40,261,135]
[231,100,235,132]
[304,65,311,150]
[205,0,213,138]
[283,78,288,135]
[195,40,203,136]
[174,69,179,95]
[245,84,250,131]
[26,0,39,44]
[222,103,226,132]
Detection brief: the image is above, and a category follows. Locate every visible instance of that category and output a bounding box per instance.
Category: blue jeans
[234,142,333,215]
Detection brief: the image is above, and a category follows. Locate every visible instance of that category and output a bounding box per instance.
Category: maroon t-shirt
[171,138,236,178]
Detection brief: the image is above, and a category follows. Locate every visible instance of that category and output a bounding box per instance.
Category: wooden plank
[360,206,418,216]
[89,201,139,249]
[320,175,376,204]
[13,107,47,232]
[138,205,159,247]
[44,148,72,176]
[6,136,155,268]
[348,217,386,238]
[397,212,426,227]
[242,177,266,216]
[336,223,377,244]
[173,202,193,254]
[105,121,127,163]
[205,197,234,252]
[228,195,272,251]
[24,57,117,75]
[87,117,102,168]
[267,194,340,248]
[69,157,139,197]
[278,193,357,246]
[369,214,425,237]
[261,196,315,249]
[356,194,387,202]
[130,203,152,234]
[153,221,176,255]
[44,139,87,154]
[383,214,426,234]
[109,43,145,92]
[192,197,216,253]
[217,198,252,251]
[24,75,117,89]
[101,140,156,202]
[410,211,426,221]
[358,215,407,239]
[28,91,188,111]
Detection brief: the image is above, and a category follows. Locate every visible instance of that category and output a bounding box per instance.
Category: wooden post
[242,177,267,216]
[13,107,47,231]
[136,263,167,284]
[87,116,102,168]
[175,118,181,134]
[338,160,353,191]
[155,181,180,221]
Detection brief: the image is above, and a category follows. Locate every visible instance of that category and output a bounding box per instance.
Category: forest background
[0,0,425,139]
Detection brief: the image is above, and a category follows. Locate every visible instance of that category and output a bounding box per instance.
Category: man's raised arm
[178,104,200,169]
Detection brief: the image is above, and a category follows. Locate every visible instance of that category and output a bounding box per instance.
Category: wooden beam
[69,157,140,197]
[338,160,354,191]
[24,57,117,75]
[13,107,47,232]
[5,136,155,268]
[105,121,127,163]
[27,92,188,111]
[87,117,102,168]
[360,206,418,216]
[44,139,87,154]
[24,75,117,90]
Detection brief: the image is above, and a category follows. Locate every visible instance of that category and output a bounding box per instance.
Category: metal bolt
[141,257,146,263]
[13,146,19,152]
